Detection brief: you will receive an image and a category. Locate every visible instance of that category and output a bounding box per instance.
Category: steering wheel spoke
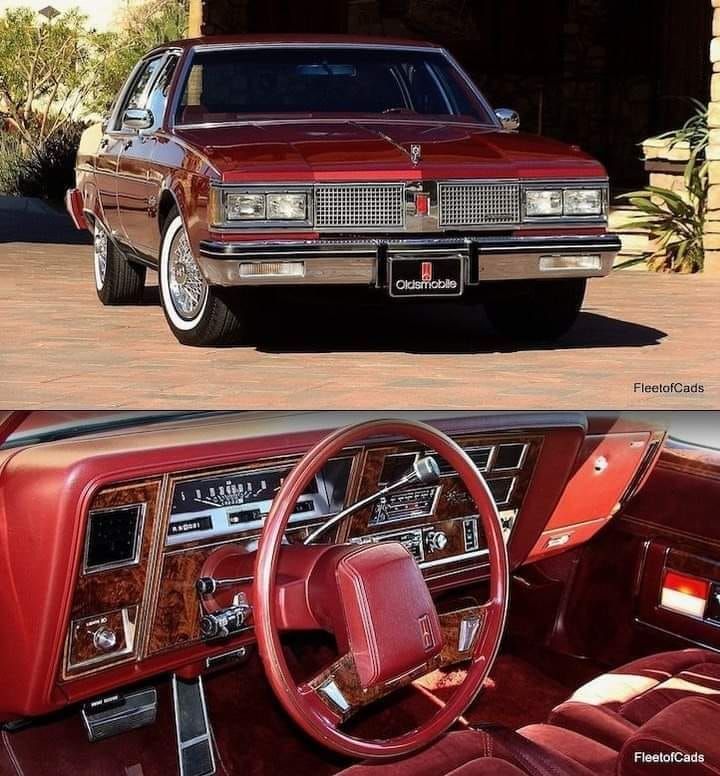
[303,646,444,725]
[438,603,491,665]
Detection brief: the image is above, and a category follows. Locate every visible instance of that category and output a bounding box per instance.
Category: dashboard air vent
[435,446,493,476]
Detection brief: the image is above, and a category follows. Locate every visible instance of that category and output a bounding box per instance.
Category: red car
[1,410,718,775]
[67,36,619,347]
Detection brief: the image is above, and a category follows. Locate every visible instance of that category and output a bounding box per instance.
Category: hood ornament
[409,144,422,165]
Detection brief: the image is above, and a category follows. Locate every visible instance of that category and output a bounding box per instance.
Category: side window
[145,55,179,131]
[114,57,163,130]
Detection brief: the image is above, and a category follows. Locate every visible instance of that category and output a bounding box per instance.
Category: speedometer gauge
[171,468,318,515]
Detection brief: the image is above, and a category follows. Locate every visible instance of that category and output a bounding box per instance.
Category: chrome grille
[439,183,521,227]
[314,184,404,229]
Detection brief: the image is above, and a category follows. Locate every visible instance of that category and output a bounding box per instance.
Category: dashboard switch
[427,530,448,552]
[93,626,118,652]
[200,595,251,640]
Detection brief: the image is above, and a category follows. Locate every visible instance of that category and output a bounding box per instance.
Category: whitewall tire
[158,210,248,347]
[93,219,146,305]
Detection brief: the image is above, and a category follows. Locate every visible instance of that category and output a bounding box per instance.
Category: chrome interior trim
[66,605,138,672]
[419,548,489,570]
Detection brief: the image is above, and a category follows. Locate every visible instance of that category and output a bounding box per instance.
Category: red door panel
[622,442,720,651]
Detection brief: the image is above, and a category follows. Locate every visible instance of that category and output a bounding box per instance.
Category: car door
[112,54,167,256]
[544,425,720,668]
[624,435,720,651]
[94,57,164,240]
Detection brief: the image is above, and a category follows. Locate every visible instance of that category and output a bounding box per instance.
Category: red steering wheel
[254,419,509,760]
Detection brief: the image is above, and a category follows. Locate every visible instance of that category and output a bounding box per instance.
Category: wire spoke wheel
[94,222,108,289]
[168,230,208,320]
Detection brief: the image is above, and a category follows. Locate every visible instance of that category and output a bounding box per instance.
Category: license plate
[388,256,464,298]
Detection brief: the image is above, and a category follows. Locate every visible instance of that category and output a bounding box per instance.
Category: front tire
[483,278,586,343]
[158,211,249,347]
[94,219,146,305]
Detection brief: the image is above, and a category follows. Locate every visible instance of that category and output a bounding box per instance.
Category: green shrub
[0,122,84,200]
[618,101,708,273]
[0,132,28,197]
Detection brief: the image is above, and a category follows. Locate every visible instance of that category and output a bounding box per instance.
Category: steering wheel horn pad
[254,419,509,759]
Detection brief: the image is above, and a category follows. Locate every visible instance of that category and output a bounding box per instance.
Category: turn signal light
[539,254,602,271]
[238,262,305,278]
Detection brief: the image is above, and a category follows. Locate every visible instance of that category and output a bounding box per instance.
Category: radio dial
[92,626,117,653]
[427,530,448,552]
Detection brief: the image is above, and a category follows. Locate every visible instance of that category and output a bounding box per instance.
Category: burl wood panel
[147,549,209,654]
[306,605,488,722]
[64,479,162,677]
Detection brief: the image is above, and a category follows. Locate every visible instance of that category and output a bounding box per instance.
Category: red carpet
[419,654,572,730]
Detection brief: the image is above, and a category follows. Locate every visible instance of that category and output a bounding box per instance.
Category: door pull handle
[123,139,133,151]
[99,137,109,150]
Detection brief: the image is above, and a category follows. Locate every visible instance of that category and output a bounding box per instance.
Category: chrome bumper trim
[197,234,620,286]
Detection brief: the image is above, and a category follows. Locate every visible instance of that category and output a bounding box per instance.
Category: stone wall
[706,0,720,274]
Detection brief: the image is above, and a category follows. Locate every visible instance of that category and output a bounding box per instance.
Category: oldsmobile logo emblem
[410,144,422,164]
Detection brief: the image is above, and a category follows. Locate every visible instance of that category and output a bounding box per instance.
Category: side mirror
[495,108,520,131]
[123,107,153,131]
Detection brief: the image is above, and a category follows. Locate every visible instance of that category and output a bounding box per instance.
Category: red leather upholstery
[336,543,442,688]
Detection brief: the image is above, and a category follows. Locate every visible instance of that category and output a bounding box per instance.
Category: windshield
[0,411,229,449]
[174,46,495,126]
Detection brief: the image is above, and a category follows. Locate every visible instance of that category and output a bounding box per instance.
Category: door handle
[123,139,133,151]
[99,137,109,150]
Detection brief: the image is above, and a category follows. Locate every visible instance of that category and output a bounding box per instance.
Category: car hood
[173,120,606,182]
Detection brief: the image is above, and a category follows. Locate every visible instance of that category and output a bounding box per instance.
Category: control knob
[92,626,118,652]
[427,530,448,552]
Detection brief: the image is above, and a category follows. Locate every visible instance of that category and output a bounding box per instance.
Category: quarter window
[114,56,164,131]
[144,55,179,131]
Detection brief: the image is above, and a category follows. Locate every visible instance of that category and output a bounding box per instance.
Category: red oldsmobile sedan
[67,36,620,347]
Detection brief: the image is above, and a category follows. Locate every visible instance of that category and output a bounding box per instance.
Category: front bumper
[197,234,620,287]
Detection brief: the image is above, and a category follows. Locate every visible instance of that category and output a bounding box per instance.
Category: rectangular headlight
[267,193,308,220]
[525,190,563,217]
[564,189,603,216]
[226,192,266,220]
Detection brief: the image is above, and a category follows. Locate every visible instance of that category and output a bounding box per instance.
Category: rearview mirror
[123,107,153,131]
[495,108,520,131]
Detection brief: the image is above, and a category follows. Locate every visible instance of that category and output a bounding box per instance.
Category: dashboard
[0,411,666,721]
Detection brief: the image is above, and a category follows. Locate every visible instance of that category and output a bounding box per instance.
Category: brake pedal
[172,675,216,776]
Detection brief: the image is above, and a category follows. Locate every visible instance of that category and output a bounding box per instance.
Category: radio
[369,485,438,525]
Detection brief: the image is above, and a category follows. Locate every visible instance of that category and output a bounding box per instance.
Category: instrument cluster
[166,457,354,546]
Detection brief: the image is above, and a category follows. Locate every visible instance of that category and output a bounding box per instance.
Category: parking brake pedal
[172,675,216,776]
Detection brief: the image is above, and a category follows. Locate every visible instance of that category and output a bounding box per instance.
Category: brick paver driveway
[1,201,717,408]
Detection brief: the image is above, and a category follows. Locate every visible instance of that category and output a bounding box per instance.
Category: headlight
[266,193,307,220]
[564,189,603,216]
[525,190,563,217]
[217,190,309,223]
[226,192,266,220]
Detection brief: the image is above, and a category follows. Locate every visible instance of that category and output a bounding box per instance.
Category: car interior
[0,410,718,776]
